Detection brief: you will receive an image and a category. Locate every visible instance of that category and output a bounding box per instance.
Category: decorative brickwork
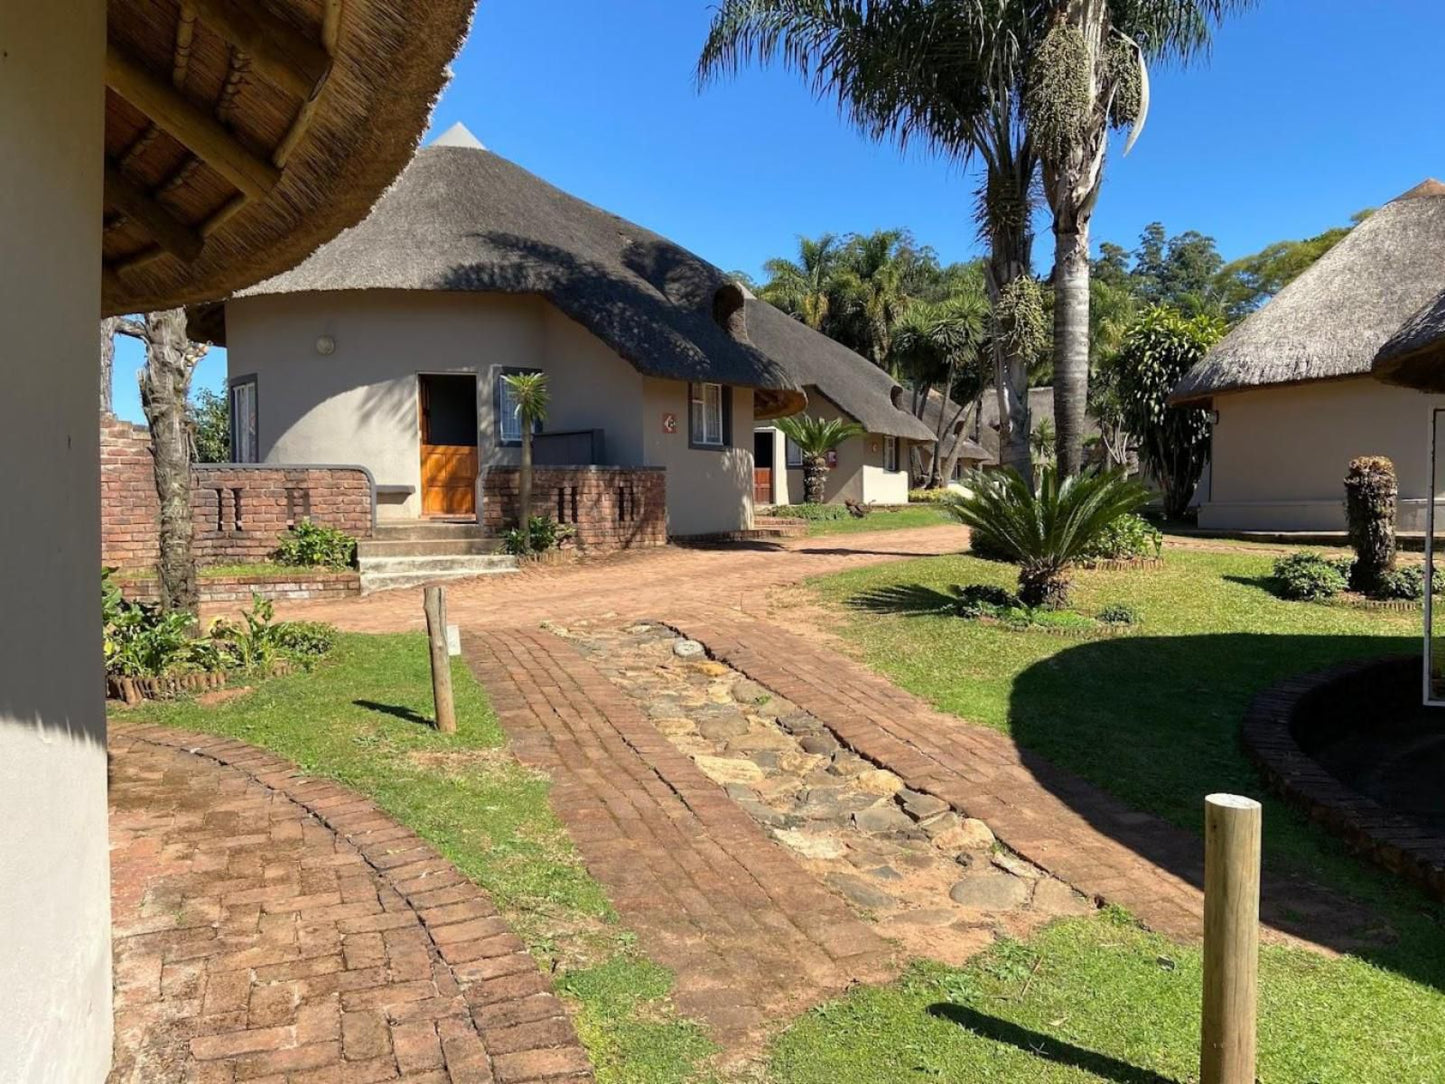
[116,571,361,605]
[101,418,373,570]
[481,466,665,551]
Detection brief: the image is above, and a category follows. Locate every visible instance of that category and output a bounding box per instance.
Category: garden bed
[106,659,294,704]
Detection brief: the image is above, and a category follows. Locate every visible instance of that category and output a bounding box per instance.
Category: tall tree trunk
[138,309,204,619]
[1053,221,1091,476]
[518,424,533,554]
[99,316,119,417]
[802,455,827,503]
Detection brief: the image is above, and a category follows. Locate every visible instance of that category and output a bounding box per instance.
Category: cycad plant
[501,371,550,554]
[944,465,1149,607]
[776,414,865,504]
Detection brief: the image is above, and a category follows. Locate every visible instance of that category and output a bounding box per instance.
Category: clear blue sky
[112,0,1445,422]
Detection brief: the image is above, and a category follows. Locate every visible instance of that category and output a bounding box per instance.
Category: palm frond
[776,413,866,455]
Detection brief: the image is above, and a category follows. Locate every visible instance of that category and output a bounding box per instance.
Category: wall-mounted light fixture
[1204,410,1220,425]
[315,335,336,356]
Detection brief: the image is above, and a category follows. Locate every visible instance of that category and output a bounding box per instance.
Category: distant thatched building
[1173,180,1445,531]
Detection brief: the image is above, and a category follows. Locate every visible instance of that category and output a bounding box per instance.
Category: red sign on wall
[662,412,678,434]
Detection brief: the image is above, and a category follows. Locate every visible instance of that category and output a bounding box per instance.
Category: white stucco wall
[225,291,645,518]
[771,398,909,506]
[0,1,114,1079]
[642,379,754,535]
[1201,376,1444,531]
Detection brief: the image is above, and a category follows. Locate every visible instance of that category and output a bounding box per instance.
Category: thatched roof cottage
[7,0,476,1072]
[1172,180,1445,531]
[203,125,927,534]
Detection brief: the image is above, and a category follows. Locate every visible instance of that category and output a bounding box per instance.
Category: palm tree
[501,371,549,554]
[760,233,841,330]
[893,288,990,486]
[776,414,865,504]
[944,464,1149,607]
[698,0,1040,480]
[1029,1,1252,476]
[833,230,911,376]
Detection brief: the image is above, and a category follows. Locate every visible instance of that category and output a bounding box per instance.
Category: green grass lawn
[792,504,953,536]
[121,634,714,1083]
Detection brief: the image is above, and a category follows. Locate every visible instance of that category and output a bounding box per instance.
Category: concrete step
[359,555,518,595]
[372,521,489,541]
[357,537,503,558]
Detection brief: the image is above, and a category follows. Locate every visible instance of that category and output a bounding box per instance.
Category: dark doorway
[418,374,478,517]
[753,429,775,505]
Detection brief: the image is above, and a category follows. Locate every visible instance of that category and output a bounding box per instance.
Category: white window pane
[691,394,705,442]
[498,376,521,442]
[705,384,722,445]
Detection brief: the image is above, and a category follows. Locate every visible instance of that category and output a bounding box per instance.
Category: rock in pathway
[826,872,896,910]
[949,873,1030,912]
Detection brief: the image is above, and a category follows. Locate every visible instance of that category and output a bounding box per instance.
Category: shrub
[274,521,357,570]
[1373,564,1430,601]
[1079,513,1163,561]
[1271,552,1349,601]
[502,515,575,556]
[770,503,850,522]
[103,568,214,678]
[909,488,954,504]
[953,583,1022,618]
[1098,602,1141,626]
[210,594,338,672]
[271,620,339,660]
[944,466,1151,608]
[1343,456,1398,592]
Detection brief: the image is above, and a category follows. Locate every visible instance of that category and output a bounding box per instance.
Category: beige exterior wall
[225,292,645,518]
[0,1,115,1078]
[766,399,910,506]
[226,291,752,535]
[642,379,754,535]
[1201,376,1444,531]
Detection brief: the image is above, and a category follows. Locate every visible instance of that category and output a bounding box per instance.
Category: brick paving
[108,725,590,1084]
[461,629,897,1049]
[677,616,1385,951]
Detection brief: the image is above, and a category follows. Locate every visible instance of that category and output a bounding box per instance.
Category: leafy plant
[1098,602,1141,626]
[502,371,551,554]
[102,567,209,678]
[909,488,954,504]
[271,621,338,660]
[209,594,338,671]
[776,414,865,504]
[1113,306,1224,519]
[190,386,230,463]
[1080,512,1163,561]
[770,503,850,522]
[1373,564,1431,602]
[943,466,1151,608]
[1271,552,1349,602]
[274,521,357,570]
[501,515,574,557]
[953,583,1021,618]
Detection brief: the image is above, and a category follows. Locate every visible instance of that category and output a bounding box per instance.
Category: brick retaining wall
[115,571,361,605]
[101,418,373,570]
[482,465,666,551]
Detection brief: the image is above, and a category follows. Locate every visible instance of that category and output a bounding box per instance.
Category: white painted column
[0,0,113,1079]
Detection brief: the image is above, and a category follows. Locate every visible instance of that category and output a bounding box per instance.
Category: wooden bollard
[423,586,457,734]
[1200,793,1262,1084]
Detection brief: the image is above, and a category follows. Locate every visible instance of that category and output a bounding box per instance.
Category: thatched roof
[1173,180,1445,404]
[916,388,990,461]
[973,387,1068,463]
[103,0,476,315]
[213,134,802,408]
[1374,289,1445,391]
[740,299,934,440]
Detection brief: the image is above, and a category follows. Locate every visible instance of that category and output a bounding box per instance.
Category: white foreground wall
[1202,376,1443,531]
[0,1,114,1079]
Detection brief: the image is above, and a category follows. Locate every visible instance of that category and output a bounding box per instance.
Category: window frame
[688,382,731,450]
[229,374,258,464]
[494,367,542,447]
[883,435,900,473]
[784,435,803,468]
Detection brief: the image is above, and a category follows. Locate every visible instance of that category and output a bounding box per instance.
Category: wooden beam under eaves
[103,162,205,262]
[187,0,331,100]
[105,43,281,200]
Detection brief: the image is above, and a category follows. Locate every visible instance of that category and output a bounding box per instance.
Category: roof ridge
[1392,178,1445,201]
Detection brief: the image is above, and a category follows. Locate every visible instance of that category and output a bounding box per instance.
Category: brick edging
[112,723,594,1084]
[1242,659,1445,900]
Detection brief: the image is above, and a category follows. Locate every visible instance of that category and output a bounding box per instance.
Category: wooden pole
[1200,793,1262,1084]
[423,586,456,734]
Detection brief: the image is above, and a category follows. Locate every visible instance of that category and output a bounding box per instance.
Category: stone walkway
[109,725,590,1084]
[461,629,896,1050]
[676,615,1387,952]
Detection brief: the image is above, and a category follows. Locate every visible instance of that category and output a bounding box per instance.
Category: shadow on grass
[1006,631,1445,992]
[353,700,433,727]
[1222,573,1285,598]
[847,583,958,617]
[926,1004,1178,1084]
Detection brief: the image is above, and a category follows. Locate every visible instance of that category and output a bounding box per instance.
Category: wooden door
[753,468,772,505]
[419,374,478,517]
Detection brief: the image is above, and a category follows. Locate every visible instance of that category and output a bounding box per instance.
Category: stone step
[358,553,516,576]
[360,556,518,595]
[372,520,489,541]
[357,537,503,558]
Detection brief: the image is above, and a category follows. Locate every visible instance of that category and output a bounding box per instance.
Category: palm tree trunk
[138,309,200,619]
[1053,220,1091,477]
[803,455,827,503]
[518,426,533,553]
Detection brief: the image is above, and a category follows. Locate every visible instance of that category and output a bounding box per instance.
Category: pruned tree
[99,316,124,416]
[118,309,210,619]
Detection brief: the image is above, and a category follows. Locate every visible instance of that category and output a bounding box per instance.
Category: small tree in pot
[501,372,550,554]
[1344,455,1397,592]
[776,414,864,504]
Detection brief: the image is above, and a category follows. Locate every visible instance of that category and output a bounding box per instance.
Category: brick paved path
[677,616,1384,951]
[461,629,896,1050]
[109,725,590,1084]
[260,525,969,633]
